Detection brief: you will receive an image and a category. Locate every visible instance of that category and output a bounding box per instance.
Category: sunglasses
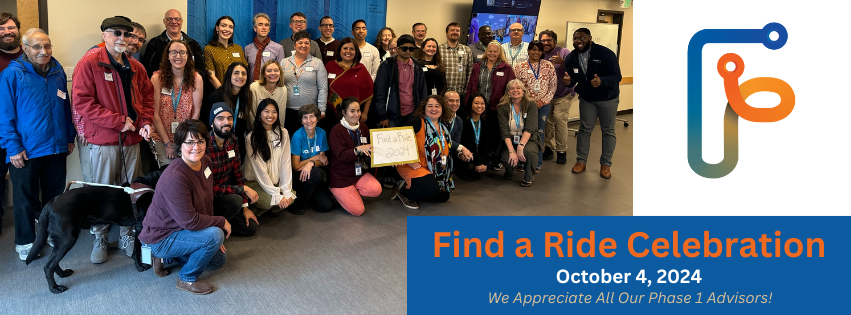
[398,46,417,52]
[106,29,133,38]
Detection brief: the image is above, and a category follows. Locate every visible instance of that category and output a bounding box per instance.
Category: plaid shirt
[206,131,248,206]
[438,42,474,94]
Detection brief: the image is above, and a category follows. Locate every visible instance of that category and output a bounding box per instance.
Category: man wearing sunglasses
[373,34,427,128]
[143,9,206,80]
[501,22,529,68]
[72,16,155,264]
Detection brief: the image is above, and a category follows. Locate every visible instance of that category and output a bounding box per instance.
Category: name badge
[440,155,447,165]
[263,51,271,57]
[513,135,521,144]
[161,87,172,95]
[574,68,579,74]
[293,86,300,95]
[477,54,483,60]
[104,73,113,81]
[227,150,236,158]
[422,67,428,72]
[315,145,321,152]
[527,69,533,74]
[360,136,367,144]
[141,244,151,265]
[171,121,179,133]
[232,52,240,58]
[326,51,334,56]
[523,113,527,119]
[328,73,337,79]
[305,66,314,72]
[533,83,541,92]
[593,59,601,63]
[291,50,296,56]
[363,52,371,57]
[431,88,437,95]
[204,167,212,178]
[355,162,362,176]
[457,64,463,72]
[458,50,465,55]
[496,72,504,77]
[57,90,66,100]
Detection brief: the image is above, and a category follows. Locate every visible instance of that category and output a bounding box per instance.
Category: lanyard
[306,131,316,154]
[171,83,183,114]
[471,118,481,146]
[428,119,446,154]
[449,115,456,134]
[348,128,361,144]
[234,97,240,119]
[511,104,522,132]
[508,44,521,63]
[289,57,309,81]
[529,61,541,80]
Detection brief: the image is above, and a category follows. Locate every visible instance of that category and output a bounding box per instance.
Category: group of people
[0,9,621,295]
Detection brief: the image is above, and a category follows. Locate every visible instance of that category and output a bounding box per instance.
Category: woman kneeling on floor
[139,120,230,295]
[328,97,382,216]
[393,95,470,209]
[245,98,296,217]
[498,79,540,187]
[289,104,335,214]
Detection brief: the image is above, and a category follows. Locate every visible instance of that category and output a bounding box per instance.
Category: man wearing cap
[373,34,427,128]
[279,12,321,59]
[143,9,205,79]
[0,28,75,260]
[207,103,260,236]
[73,16,155,264]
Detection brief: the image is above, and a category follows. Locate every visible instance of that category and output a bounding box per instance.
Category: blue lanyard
[511,104,522,131]
[306,130,316,154]
[508,44,521,63]
[428,119,446,153]
[171,84,183,114]
[234,98,240,119]
[529,61,541,80]
[449,116,456,134]
[470,118,481,146]
[348,128,361,144]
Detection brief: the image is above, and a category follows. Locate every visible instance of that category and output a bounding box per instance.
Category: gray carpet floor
[0,114,632,314]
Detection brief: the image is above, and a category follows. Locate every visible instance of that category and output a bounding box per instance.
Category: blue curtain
[189,0,387,48]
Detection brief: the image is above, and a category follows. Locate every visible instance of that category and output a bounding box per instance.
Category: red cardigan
[464,61,516,110]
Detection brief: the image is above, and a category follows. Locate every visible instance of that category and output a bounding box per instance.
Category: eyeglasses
[540,39,554,43]
[25,44,53,51]
[183,140,207,147]
[168,50,188,57]
[165,17,183,23]
[320,24,334,28]
[573,36,588,41]
[0,26,18,32]
[106,30,133,38]
[130,34,146,44]
[291,20,307,25]
[510,28,524,33]
[398,46,417,52]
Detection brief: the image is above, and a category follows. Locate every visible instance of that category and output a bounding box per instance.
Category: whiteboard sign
[370,127,420,167]
[565,22,620,57]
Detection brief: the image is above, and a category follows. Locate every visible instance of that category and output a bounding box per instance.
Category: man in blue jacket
[563,28,622,179]
[0,28,76,260]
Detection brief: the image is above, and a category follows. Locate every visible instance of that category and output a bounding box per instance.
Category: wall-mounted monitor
[467,0,542,45]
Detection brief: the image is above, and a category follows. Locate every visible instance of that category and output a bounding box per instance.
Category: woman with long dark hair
[203,16,247,89]
[457,94,494,181]
[203,62,252,160]
[414,38,445,96]
[151,40,203,166]
[244,99,294,217]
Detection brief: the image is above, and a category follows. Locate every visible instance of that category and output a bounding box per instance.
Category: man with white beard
[72,16,155,264]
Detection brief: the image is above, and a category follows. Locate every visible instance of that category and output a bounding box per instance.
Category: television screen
[472,0,542,15]
[467,13,538,45]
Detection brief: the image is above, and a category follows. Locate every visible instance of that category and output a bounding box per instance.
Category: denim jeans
[536,103,551,168]
[576,97,619,166]
[147,226,226,283]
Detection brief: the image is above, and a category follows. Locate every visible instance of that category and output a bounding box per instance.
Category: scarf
[340,117,360,131]
[423,118,454,192]
[252,36,271,81]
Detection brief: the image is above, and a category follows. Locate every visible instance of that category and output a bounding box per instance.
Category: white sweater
[245,127,295,206]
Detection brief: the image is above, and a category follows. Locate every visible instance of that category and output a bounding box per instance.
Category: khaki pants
[545,93,576,152]
[88,143,141,237]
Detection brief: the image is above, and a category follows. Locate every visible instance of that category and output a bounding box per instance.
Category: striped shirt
[282,55,328,112]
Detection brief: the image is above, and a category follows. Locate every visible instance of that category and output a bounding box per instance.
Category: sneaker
[15,243,33,261]
[47,236,54,247]
[535,166,542,174]
[396,191,419,210]
[490,163,503,171]
[176,279,214,295]
[543,147,554,160]
[382,177,396,189]
[91,236,109,264]
[118,234,134,257]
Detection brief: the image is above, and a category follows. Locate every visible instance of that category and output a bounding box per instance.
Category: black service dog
[25,171,162,294]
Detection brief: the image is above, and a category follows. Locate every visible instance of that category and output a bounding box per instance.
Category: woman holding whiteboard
[392,95,470,209]
[328,97,381,216]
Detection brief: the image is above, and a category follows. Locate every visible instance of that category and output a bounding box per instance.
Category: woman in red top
[328,97,381,216]
[323,37,374,131]
[151,40,203,167]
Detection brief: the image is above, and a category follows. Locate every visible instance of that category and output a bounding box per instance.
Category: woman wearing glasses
[150,40,203,167]
[140,120,230,295]
[244,98,295,217]
[203,16,247,91]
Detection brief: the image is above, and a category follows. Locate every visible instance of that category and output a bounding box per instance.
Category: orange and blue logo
[687,23,796,178]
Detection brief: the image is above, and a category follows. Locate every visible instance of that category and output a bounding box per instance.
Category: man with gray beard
[72,16,154,264]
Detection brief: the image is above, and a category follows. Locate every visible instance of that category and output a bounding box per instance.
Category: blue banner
[188,0,387,48]
[408,216,850,314]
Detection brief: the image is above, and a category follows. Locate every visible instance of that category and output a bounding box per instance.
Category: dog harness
[64,181,155,205]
